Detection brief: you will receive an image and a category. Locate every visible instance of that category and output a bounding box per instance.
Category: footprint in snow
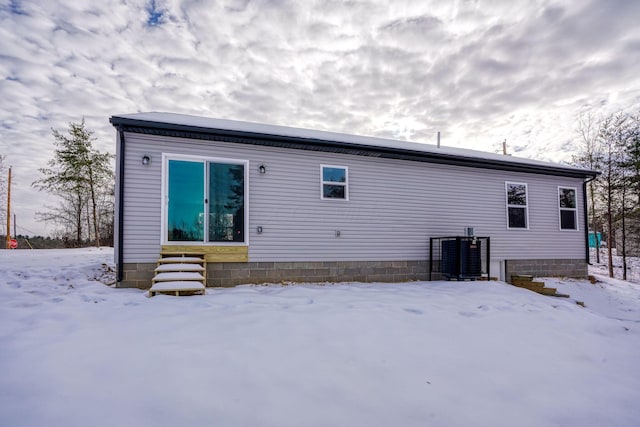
[404,308,423,315]
[81,294,105,303]
[12,302,41,308]
[459,311,481,318]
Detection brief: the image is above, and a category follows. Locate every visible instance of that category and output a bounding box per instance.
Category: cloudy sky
[1,0,639,237]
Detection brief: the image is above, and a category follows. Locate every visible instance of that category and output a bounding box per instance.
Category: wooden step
[511,275,534,282]
[512,280,545,289]
[155,263,205,273]
[150,253,207,296]
[149,281,206,297]
[537,287,558,296]
[152,272,205,282]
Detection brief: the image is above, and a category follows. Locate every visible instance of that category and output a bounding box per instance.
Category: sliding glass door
[168,160,204,241]
[166,156,246,244]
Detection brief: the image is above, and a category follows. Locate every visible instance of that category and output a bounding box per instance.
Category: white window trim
[505,181,529,230]
[161,152,249,246]
[320,164,349,201]
[558,186,579,231]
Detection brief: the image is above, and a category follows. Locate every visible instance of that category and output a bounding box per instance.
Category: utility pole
[6,166,11,249]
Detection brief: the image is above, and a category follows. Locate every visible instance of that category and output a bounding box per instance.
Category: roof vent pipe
[437,131,441,148]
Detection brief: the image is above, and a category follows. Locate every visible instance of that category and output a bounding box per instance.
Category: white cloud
[0,0,639,235]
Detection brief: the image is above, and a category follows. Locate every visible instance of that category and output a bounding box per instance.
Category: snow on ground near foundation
[1,248,640,427]
[589,247,640,284]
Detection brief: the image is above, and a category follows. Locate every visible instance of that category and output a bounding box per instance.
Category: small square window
[321,165,348,200]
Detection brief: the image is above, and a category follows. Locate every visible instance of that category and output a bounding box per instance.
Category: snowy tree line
[573,107,640,280]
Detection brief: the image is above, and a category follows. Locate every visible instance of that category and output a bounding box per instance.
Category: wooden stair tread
[512,280,545,289]
[511,275,534,281]
[150,281,206,291]
[149,281,206,297]
[152,272,204,282]
[158,256,204,263]
[155,263,205,272]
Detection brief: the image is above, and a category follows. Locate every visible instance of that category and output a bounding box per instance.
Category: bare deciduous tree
[575,108,640,280]
[598,113,627,277]
[573,112,604,263]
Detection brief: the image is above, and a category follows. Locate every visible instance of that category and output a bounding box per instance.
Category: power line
[15,224,44,236]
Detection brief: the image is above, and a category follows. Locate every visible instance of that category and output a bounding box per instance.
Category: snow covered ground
[589,247,640,284]
[1,248,640,427]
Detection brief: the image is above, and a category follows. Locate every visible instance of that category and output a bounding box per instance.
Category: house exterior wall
[117,132,587,286]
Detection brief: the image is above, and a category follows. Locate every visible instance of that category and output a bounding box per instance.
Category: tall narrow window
[165,156,247,244]
[321,165,348,200]
[506,182,528,229]
[559,187,577,230]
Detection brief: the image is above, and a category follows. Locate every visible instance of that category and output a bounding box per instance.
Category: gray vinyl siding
[120,132,585,263]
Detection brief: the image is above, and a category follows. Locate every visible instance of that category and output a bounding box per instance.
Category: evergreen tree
[32,119,114,247]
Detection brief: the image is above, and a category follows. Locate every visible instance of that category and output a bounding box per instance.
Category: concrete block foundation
[505,259,587,282]
[118,260,429,289]
[117,258,589,288]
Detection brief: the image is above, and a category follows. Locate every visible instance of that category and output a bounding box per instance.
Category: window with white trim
[558,187,578,230]
[163,155,248,244]
[505,182,528,229]
[321,165,348,200]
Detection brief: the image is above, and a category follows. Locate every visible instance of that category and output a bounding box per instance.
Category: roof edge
[109,115,599,179]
